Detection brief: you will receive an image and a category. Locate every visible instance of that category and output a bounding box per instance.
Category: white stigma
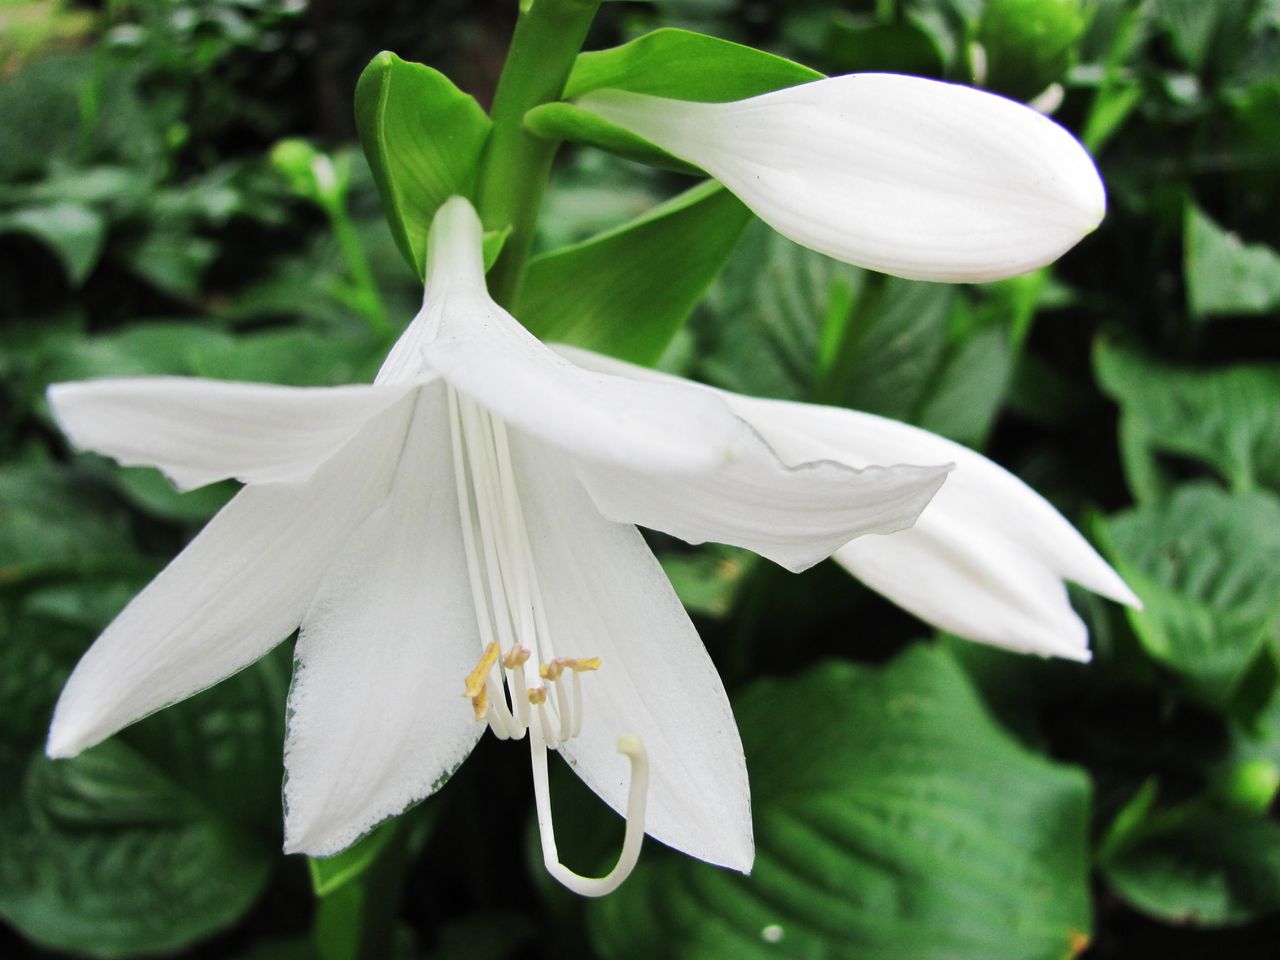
[448,385,647,897]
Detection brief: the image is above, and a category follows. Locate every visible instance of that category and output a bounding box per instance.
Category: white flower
[44,197,955,894]
[575,74,1106,282]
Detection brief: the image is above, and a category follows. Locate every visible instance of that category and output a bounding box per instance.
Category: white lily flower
[44,197,952,893]
[575,74,1106,283]
[558,348,1141,662]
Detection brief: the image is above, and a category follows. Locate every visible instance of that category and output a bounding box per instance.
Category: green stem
[323,195,390,338]
[475,0,602,308]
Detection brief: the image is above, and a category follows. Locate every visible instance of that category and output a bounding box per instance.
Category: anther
[503,645,530,670]
[463,642,500,721]
[527,687,548,706]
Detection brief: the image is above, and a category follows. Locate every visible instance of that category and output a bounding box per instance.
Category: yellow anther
[463,642,500,699]
[539,661,565,682]
[503,645,531,669]
[528,686,548,705]
[541,656,601,682]
[470,686,489,721]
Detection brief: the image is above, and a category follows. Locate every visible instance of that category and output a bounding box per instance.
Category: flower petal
[283,384,483,856]
[411,197,789,476]
[548,344,947,572]
[510,431,754,872]
[725,398,1140,659]
[555,345,1136,658]
[576,75,1106,282]
[573,434,948,574]
[48,377,417,491]
[46,395,417,759]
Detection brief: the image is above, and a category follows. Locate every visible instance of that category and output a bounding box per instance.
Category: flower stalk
[475,0,603,307]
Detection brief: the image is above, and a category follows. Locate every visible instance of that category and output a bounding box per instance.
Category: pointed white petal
[555,345,1136,658]
[412,197,781,476]
[48,377,418,491]
[541,344,945,571]
[511,432,754,872]
[730,398,1138,659]
[573,429,947,574]
[577,76,1106,282]
[283,384,483,856]
[46,395,417,758]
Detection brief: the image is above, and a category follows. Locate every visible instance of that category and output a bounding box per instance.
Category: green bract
[355,52,492,278]
[517,181,751,365]
[526,29,821,172]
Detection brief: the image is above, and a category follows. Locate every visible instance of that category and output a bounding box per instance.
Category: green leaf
[0,203,106,285]
[824,16,946,77]
[689,220,993,441]
[526,29,822,171]
[692,219,865,402]
[977,0,1086,100]
[117,226,219,299]
[0,461,138,587]
[309,818,398,897]
[658,544,758,619]
[1184,203,1280,320]
[0,611,286,958]
[563,28,822,102]
[589,647,1092,960]
[1154,0,1268,81]
[355,51,492,278]
[1097,483,1280,710]
[38,322,384,388]
[1103,803,1280,926]
[1094,340,1280,501]
[515,182,751,365]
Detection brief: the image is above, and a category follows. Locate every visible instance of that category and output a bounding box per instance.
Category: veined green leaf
[1094,340,1280,501]
[1184,204,1280,320]
[589,647,1092,960]
[0,618,287,958]
[1103,802,1280,927]
[1097,483,1280,711]
[355,52,492,279]
[0,203,105,286]
[516,181,751,365]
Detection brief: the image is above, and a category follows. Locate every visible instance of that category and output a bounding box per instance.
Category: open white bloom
[576,74,1106,282]
[45,197,956,893]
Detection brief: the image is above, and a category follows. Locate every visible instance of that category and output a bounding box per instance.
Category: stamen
[448,387,647,895]
[463,642,500,721]
[529,726,649,898]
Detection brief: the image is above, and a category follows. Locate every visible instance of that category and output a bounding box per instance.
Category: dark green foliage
[2,1,1280,958]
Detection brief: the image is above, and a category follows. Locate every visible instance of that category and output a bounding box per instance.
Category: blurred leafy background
[2,0,1279,958]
